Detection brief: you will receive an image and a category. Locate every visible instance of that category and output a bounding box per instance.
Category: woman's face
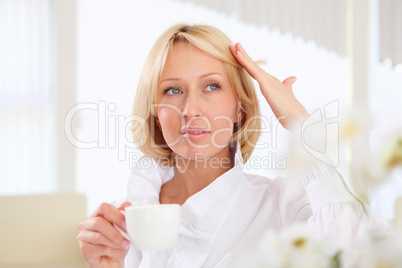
[156,41,239,161]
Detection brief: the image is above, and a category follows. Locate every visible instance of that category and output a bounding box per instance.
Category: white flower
[337,107,393,199]
[341,227,402,268]
[250,224,333,268]
[338,107,372,142]
[349,153,388,194]
[380,130,402,170]
[349,126,402,199]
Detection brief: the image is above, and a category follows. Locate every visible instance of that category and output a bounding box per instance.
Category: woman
[77,24,384,267]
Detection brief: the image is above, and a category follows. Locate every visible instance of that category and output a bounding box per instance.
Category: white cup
[115,204,181,250]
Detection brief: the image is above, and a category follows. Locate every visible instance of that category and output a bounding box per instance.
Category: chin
[174,149,210,160]
[168,136,231,159]
[174,146,230,162]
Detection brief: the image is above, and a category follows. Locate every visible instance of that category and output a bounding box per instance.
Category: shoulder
[127,155,174,204]
[244,172,272,186]
[244,172,310,208]
[242,172,299,199]
[243,172,299,192]
[241,172,311,224]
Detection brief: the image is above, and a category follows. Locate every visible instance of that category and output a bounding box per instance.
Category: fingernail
[237,50,244,57]
[122,239,130,250]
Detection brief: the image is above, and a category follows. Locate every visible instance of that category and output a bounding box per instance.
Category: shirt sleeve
[295,161,388,247]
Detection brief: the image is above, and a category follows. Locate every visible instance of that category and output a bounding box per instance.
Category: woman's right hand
[229,42,308,131]
[77,201,132,268]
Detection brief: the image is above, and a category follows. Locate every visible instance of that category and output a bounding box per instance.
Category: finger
[282,76,297,92]
[79,217,129,249]
[77,227,130,251]
[117,201,131,230]
[79,242,128,264]
[77,217,130,250]
[90,202,126,230]
[118,201,132,211]
[234,42,254,63]
[230,42,262,80]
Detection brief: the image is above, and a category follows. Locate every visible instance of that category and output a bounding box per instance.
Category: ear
[235,107,244,124]
[155,117,162,130]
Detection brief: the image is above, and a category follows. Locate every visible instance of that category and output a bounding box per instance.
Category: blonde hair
[131,24,261,166]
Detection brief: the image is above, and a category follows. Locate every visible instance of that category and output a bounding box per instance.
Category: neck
[171,147,234,201]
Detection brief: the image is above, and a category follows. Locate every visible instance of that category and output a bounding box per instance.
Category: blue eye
[205,83,220,92]
[165,88,182,95]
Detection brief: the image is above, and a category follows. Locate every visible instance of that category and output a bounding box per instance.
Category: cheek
[157,107,182,139]
[211,101,237,125]
[158,105,182,122]
[208,104,237,143]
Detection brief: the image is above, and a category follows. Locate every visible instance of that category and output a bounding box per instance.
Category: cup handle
[113,210,131,241]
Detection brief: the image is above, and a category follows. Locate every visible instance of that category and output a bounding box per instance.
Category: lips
[181,130,209,134]
[180,127,211,140]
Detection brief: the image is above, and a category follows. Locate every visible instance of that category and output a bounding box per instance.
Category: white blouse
[115,146,386,268]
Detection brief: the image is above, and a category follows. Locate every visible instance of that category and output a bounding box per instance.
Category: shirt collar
[179,162,245,239]
[127,142,245,238]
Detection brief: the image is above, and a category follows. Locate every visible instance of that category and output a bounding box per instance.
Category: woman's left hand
[229,42,308,130]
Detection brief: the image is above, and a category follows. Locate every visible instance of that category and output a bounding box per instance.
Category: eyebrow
[160,72,223,84]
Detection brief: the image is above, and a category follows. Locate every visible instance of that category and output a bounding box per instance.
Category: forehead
[160,41,226,79]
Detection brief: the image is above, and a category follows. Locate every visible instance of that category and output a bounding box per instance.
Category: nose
[181,92,202,119]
